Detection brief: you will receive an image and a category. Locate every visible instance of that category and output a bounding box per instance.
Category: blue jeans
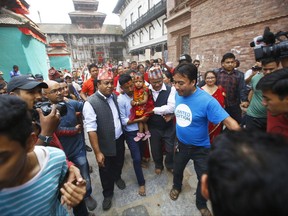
[173,142,210,210]
[125,130,145,186]
[69,148,92,198]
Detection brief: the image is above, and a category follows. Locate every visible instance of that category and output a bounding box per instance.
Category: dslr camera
[33,101,67,118]
[250,27,288,61]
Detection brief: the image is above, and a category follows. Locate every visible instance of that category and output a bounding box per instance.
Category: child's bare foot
[141,161,148,168]
[142,157,150,162]
[138,185,146,196]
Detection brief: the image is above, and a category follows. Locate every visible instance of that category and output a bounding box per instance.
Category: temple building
[47,39,72,72]
[38,0,125,70]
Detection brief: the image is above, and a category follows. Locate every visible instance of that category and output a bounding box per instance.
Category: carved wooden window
[181,35,190,55]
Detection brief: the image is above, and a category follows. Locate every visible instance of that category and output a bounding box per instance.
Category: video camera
[250,27,288,61]
[32,101,67,121]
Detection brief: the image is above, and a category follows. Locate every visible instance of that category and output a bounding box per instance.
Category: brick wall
[166,0,288,72]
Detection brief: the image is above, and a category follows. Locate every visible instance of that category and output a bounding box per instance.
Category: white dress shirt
[83,91,123,139]
[149,83,176,115]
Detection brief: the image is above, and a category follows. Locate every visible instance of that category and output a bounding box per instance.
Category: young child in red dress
[130,72,154,141]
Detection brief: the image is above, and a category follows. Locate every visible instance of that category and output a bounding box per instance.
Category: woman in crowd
[201,71,226,143]
[162,70,173,87]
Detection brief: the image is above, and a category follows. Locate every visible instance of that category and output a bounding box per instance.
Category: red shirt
[144,72,149,83]
[81,77,95,96]
[114,75,119,88]
[267,112,288,138]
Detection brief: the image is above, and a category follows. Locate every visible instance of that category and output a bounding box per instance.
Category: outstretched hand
[60,165,86,207]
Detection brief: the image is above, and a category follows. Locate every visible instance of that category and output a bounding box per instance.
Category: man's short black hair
[174,63,198,84]
[88,63,98,72]
[256,68,288,99]
[208,130,288,216]
[221,52,235,63]
[261,57,280,66]
[119,73,132,86]
[0,95,32,147]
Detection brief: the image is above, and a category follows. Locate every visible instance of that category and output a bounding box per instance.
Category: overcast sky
[26,0,120,25]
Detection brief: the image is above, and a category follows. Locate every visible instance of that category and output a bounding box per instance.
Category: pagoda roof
[0,8,46,43]
[48,47,70,56]
[73,0,98,3]
[0,0,30,15]
[68,11,106,17]
[73,0,99,11]
[38,23,123,35]
[49,39,68,47]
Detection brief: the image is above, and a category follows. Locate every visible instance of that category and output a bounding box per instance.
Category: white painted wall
[118,0,167,60]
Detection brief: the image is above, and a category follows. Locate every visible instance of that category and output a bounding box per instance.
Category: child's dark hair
[134,72,144,81]
[0,95,32,147]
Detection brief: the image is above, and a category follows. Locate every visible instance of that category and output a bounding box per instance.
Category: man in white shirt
[82,69,125,211]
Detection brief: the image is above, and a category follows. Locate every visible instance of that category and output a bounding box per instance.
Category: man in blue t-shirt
[170,63,240,216]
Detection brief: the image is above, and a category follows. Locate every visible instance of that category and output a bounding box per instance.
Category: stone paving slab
[83,142,209,216]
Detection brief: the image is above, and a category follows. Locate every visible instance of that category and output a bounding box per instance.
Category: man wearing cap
[65,73,82,92]
[34,74,44,82]
[80,64,99,101]
[179,54,193,64]
[7,75,89,215]
[83,68,126,211]
[147,66,176,175]
[64,73,82,100]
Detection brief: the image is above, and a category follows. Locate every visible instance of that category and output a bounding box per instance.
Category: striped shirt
[0,146,68,216]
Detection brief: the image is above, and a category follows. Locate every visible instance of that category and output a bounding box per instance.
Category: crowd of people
[0,50,288,216]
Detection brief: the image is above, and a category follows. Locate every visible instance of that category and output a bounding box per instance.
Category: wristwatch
[38,134,52,145]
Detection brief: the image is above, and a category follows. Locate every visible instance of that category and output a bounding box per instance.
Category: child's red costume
[130,84,154,120]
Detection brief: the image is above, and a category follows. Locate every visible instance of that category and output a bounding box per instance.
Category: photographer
[245,57,280,131]
[251,27,288,138]
[43,80,97,211]
[7,75,87,214]
[256,68,288,138]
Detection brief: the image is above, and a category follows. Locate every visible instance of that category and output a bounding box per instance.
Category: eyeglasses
[48,87,64,94]
[206,77,216,80]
